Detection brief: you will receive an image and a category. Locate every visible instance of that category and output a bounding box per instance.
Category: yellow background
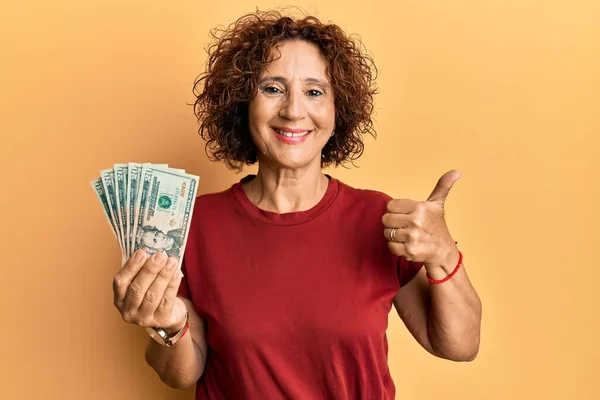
[1,1,598,399]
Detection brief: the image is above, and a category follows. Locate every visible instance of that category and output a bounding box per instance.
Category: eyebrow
[258,76,330,88]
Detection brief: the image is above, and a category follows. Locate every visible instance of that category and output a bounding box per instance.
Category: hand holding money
[91,163,199,267]
[113,250,188,332]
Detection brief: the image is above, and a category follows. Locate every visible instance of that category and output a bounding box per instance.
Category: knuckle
[144,289,161,304]
[408,230,420,242]
[158,295,172,310]
[128,282,145,298]
[112,276,125,289]
[410,217,422,229]
[138,317,153,328]
[122,310,136,324]
[415,201,427,212]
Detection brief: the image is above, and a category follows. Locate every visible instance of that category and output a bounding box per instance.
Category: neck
[243,161,329,214]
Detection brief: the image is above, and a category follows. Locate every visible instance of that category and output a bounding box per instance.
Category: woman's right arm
[144,297,207,389]
[113,250,207,389]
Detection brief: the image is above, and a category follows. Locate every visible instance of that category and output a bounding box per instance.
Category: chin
[273,153,320,170]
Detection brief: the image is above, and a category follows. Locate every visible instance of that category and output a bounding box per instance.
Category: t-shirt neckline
[232,174,339,226]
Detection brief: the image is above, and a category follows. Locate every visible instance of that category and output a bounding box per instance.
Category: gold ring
[390,228,396,242]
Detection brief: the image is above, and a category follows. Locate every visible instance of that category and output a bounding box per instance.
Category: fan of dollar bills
[91,163,199,266]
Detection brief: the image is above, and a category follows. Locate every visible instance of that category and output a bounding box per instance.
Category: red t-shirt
[178,175,423,399]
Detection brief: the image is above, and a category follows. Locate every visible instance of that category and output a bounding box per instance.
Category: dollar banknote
[114,164,130,256]
[99,169,125,255]
[126,162,143,257]
[90,178,119,241]
[91,163,199,267]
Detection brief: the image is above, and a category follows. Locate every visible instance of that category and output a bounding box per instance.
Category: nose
[279,88,306,121]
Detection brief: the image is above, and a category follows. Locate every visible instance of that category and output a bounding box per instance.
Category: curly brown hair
[192,9,379,171]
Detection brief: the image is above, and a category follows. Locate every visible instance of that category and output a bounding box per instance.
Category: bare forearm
[426,255,482,361]
[145,332,206,389]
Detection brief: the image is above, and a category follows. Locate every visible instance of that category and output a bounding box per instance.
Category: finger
[386,198,419,214]
[426,170,461,206]
[154,268,184,321]
[137,256,180,317]
[122,251,169,311]
[113,250,149,306]
[382,212,412,229]
[384,227,409,243]
[388,241,407,258]
[387,241,418,261]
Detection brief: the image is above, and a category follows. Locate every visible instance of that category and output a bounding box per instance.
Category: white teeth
[275,129,309,138]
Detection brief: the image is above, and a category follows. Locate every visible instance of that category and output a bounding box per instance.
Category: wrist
[162,316,188,336]
[425,245,461,280]
[145,312,190,347]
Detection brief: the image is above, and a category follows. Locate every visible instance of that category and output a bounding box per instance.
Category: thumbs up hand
[383,170,461,270]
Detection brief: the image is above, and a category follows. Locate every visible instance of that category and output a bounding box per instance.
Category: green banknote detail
[100,169,125,254]
[126,162,143,258]
[90,178,119,240]
[114,164,129,257]
[133,167,199,266]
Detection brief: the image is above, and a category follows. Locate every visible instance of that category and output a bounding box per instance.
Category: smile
[273,129,311,138]
[271,127,312,144]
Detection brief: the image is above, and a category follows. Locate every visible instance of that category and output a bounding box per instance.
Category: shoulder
[335,178,392,210]
[187,183,241,229]
[194,187,234,207]
[330,178,394,228]
[192,179,242,212]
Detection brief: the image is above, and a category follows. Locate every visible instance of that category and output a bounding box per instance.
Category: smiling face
[248,40,336,170]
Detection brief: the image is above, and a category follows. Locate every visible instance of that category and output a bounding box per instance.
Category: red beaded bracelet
[180,320,190,339]
[426,250,463,284]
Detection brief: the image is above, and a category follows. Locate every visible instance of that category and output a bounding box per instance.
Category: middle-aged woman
[112,10,483,400]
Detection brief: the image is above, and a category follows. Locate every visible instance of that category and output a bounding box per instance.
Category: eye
[262,86,282,94]
[306,89,323,97]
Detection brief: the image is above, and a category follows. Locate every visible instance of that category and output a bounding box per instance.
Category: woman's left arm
[383,170,482,361]
[393,253,482,361]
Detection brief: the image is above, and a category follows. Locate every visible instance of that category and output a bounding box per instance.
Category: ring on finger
[390,228,397,242]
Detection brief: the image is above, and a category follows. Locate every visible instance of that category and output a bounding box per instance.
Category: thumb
[426,170,461,206]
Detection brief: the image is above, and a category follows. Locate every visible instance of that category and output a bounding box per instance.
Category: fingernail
[153,251,167,262]
[177,270,184,279]
[166,258,176,269]
[134,250,146,263]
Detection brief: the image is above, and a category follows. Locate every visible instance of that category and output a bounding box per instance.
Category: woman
[112,10,482,399]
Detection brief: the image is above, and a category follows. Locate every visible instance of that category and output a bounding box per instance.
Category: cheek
[311,101,336,129]
[249,97,274,124]
[248,99,272,143]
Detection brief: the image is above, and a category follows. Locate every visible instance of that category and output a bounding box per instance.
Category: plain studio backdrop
[1,1,598,399]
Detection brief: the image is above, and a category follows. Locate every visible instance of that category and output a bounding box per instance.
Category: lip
[272,127,309,133]
[271,127,312,144]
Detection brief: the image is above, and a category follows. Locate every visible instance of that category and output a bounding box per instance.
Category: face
[141,230,174,251]
[248,40,336,170]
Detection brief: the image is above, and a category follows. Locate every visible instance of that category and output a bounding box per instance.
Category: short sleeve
[397,256,424,287]
[177,258,191,300]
